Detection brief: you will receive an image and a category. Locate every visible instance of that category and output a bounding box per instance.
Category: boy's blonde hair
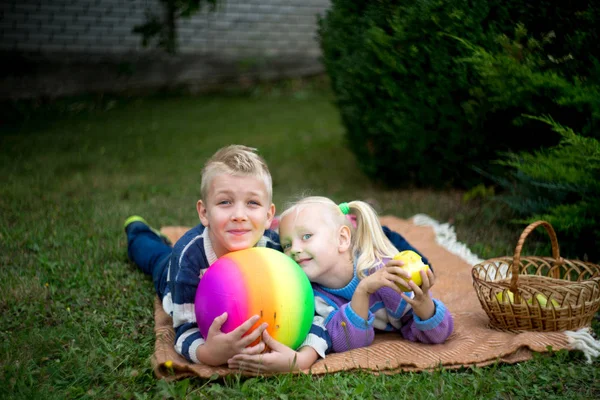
[281,196,398,278]
[200,145,273,201]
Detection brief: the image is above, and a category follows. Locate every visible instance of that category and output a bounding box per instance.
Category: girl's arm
[227,332,320,373]
[380,265,454,344]
[325,303,375,353]
[399,299,454,344]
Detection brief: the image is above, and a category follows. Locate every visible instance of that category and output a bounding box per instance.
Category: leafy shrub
[318,0,600,187]
[457,24,600,142]
[487,116,600,261]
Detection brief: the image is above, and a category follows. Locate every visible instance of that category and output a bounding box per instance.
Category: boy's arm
[170,256,266,365]
[169,231,226,364]
[169,231,267,365]
[168,240,207,363]
[197,312,268,366]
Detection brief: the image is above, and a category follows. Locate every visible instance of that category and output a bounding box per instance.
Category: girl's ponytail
[348,201,398,278]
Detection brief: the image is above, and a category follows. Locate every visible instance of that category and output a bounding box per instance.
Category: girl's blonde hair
[281,196,398,278]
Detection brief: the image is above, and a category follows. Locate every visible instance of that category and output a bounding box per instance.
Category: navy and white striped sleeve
[168,229,209,363]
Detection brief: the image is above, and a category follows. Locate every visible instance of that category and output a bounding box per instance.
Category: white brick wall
[0,0,331,98]
[0,0,330,56]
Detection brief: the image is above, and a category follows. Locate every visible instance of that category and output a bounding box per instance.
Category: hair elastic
[338,202,350,215]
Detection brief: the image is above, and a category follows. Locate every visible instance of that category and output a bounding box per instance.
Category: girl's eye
[302,234,312,240]
[282,243,291,251]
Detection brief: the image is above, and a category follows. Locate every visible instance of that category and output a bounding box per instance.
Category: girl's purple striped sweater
[311,260,454,354]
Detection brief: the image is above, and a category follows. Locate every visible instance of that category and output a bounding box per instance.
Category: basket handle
[510,221,563,293]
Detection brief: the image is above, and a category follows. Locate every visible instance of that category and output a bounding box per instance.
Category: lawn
[1,86,598,399]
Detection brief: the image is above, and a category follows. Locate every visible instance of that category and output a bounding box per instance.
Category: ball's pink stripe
[208,257,249,332]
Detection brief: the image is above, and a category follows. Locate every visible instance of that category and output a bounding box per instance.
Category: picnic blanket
[151,215,598,380]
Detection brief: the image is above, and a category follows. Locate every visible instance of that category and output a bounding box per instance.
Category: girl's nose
[290,240,301,255]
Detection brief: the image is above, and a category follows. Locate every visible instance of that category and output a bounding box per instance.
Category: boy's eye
[302,234,312,240]
[218,200,231,205]
[248,200,261,206]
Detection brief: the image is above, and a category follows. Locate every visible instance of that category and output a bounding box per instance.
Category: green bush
[457,24,600,141]
[318,0,599,187]
[487,116,600,262]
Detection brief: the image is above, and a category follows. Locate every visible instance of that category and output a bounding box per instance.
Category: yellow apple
[527,293,560,308]
[392,250,430,292]
[495,290,519,304]
[495,290,559,307]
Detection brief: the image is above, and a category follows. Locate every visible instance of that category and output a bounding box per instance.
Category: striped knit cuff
[413,299,447,331]
[345,304,375,330]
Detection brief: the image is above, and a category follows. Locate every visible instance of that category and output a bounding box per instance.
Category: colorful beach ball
[195,247,315,350]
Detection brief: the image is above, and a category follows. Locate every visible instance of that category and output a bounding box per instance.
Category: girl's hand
[357,259,409,295]
[227,330,318,374]
[400,268,436,320]
[352,259,408,320]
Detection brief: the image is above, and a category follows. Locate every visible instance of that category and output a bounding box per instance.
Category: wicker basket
[472,221,600,332]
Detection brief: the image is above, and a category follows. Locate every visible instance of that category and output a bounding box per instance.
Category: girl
[278,196,454,353]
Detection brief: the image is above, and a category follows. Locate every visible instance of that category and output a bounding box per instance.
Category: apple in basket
[392,250,430,292]
[495,290,559,307]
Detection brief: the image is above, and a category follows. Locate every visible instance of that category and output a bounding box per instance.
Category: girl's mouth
[296,257,311,265]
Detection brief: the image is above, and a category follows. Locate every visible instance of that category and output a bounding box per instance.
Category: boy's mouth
[228,229,250,236]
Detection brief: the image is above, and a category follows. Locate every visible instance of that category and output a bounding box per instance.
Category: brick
[12,3,43,13]
[12,41,42,51]
[4,0,328,69]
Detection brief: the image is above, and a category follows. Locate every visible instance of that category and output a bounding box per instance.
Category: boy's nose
[231,205,248,221]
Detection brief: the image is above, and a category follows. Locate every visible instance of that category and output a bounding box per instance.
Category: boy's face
[197,173,275,258]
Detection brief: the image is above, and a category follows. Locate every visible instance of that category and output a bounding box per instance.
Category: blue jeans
[126,222,171,298]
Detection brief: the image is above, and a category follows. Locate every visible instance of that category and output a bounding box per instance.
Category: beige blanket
[152,217,570,379]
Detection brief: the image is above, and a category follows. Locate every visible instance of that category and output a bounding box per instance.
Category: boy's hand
[400,268,436,320]
[197,313,268,366]
[227,330,318,373]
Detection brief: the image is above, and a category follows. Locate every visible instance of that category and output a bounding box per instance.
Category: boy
[124,145,324,369]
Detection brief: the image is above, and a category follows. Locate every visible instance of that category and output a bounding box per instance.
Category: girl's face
[279,204,351,287]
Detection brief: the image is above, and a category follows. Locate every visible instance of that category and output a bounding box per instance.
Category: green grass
[1,87,598,399]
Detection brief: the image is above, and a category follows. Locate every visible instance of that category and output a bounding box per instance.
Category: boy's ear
[264,203,276,230]
[197,200,209,227]
[338,225,352,253]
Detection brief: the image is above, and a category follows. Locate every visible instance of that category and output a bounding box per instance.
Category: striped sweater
[311,258,454,354]
[162,224,443,361]
[161,224,330,362]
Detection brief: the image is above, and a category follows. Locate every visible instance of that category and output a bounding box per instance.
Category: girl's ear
[338,225,352,253]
